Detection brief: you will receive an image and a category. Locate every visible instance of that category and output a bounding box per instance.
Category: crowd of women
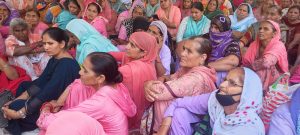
[0,0,299,134]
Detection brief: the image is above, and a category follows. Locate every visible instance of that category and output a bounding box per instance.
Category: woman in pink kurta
[156,0,181,38]
[83,2,108,37]
[145,37,217,131]
[37,52,136,135]
[243,20,288,92]
[110,32,159,130]
[24,9,49,38]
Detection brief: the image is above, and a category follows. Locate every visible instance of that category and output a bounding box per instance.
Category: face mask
[215,90,242,106]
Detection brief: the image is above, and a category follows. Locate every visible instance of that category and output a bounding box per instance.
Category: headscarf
[129,32,159,62]
[150,21,168,48]
[209,15,233,62]
[183,15,211,40]
[204,0,224,20]
[45,111,106,135]
[243,20,289,73]
[119,32,158,128]
[229,3,257,32]
[146,0,160,17]
[0,1,19,26]
[208,67,265,135]
[82,2,103,20]
[66,19,118,64]
[54,10,77,29]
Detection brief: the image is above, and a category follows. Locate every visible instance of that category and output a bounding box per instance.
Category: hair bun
[112,71,123,83]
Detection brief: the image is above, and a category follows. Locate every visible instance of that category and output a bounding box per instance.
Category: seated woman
[179,0,192,19]
[243,20,288,92]
[253,0,275,21]
[65,19,118,64]
[155,67,264,135]
[156,0,181,38]
[83,2,108,37]
[240,5,283,49]
[115,0,140,33]
[110,32,159,130]
[63,0,81,16]
[146,0,160,17]
[37,52,136,135]
[0,55,31,95]
[283,5,300,66]
[205,15,240,86]
[148,21,172,76]
[0,1,19,38]
[229,3,257,39]
[99,0,118,36]
[267,86,300,135]
[204,0,223,20]
[144,37,217,132]
[41,112,106,135]
[176,2,210,43]
[2,27,80,135]
[24,9,49,38]
[5,18,50,80]
[114,4,147,45]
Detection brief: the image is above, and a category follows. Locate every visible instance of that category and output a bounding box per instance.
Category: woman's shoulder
[54,57,80,68]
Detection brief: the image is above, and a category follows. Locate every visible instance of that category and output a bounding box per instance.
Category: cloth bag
[260,73,295,129]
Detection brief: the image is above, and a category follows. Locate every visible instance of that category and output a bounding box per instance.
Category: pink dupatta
[243,20,288,73]
[118,32,159,129]
[243,20,288,91]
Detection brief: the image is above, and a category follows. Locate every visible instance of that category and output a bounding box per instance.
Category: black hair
[207,0,219,11]
[192,2,204,12]
[133,16,150,32]
[88,2,102,14]
[64,0,81,12]
[288,5,300,13]
[25,8,40,17]
[42,27,69,49]
[189,36,212,65]
[87,52,123,84]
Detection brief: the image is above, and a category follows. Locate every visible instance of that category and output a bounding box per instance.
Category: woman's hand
[3,100,13,108]
[2,107,21,120]
[158,75,171,82]
[144,81,161,102]
[49,100,63,113]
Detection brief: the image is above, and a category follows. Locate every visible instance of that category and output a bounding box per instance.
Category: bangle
[18,110,26,119]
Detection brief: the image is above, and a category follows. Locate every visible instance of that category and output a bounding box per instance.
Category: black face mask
[215,90,242,106]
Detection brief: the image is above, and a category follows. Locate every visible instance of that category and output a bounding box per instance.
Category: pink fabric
[100,0,118,35]
[243,20,288,92]
[118,25,128,40]
[115,11,130,33]
[290,65,300,84]
[90,17,108,37]
[0,33,5,55]
[156,5,181,37]
[42,111,106,135]
[38,80,136,135]
[5,34,50,80]
[112,32,159,129]
[0,26,10,38]
[83,2,108,37]
[180,8,191,20]
[63,79,96,109]
[31,22,49,38]
[152,66,217,131]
